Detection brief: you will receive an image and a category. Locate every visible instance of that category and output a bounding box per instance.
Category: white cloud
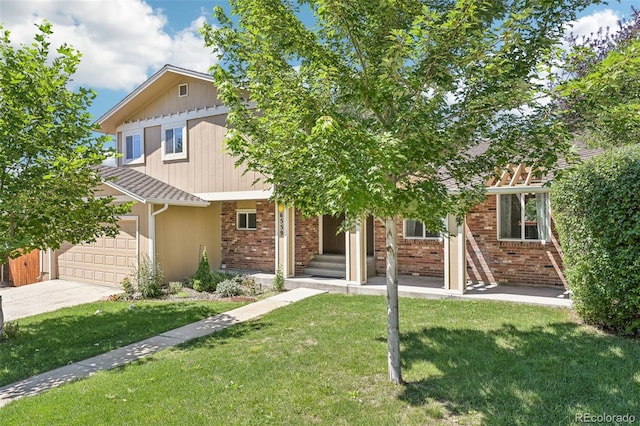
[563,9,621,44]
[0,0,216,91]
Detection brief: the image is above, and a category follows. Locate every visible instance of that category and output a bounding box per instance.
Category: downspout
[148,203,169,263]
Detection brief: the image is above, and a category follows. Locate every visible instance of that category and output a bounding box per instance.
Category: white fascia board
[195,188,273,201]
[146,198,210,207]
[448,184,549,196]
[102,180,146,203]
[485,185,549,195]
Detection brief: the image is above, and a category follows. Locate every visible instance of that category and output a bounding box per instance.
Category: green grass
[2,294,639,425]
[0,300,244,387]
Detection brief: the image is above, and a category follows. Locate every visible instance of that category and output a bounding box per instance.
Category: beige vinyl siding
[190,115,268,193]
[119,115,268,195]
[128,78,222,122]
[155,203,221,282]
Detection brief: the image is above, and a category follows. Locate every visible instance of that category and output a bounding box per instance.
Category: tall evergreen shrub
[551,145,640,337]
[193,247,215,292]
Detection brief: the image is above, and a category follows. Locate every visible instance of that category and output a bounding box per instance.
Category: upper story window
[178,83,188,97]
[498,192,550,242]
[123,130,144,165]
[237,210,257,230]
[162,122,187,161]
[404,219,440,239]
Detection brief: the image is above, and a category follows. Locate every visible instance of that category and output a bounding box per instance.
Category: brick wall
[374,217,445,277]
[466,195,565,287]
[295,211,319,274]
[372,196,566,287]
[221,200,275,273]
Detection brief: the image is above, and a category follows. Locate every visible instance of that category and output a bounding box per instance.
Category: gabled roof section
[97,166,209,207]
[95,64,215,134]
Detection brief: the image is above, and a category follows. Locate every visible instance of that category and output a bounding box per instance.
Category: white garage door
[57,220,138,287]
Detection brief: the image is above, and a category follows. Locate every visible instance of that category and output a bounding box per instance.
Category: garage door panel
[58,220,137,287]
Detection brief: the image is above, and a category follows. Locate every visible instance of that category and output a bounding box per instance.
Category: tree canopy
[204,0,602,383]
[0,23,129,261]
[555,6,640,146]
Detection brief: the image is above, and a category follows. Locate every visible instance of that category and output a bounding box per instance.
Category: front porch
[250,272,572,308]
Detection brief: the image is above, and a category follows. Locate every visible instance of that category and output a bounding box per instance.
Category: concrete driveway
[0,280,121,321]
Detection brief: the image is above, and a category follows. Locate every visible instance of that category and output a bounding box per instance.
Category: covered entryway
[322,214,345,254]
[57,220,137,287]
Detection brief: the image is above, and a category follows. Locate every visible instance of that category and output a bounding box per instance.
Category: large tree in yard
[555,6,640,147]
[0,23,129,335]
[203,0,601,383]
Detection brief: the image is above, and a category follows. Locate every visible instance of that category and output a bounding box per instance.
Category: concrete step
[302,267,346,279]
[311,254,347,264]
[306,260,345,270]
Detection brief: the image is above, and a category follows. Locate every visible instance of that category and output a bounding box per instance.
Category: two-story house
[43,64,600,292]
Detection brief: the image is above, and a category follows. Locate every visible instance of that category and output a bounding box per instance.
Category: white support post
[444,214,467,294]
[276,204,295,278]
[346,218,367,284]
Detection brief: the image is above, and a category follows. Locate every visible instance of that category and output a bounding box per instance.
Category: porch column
[444,214,467,294]
[346,217,367,284]
[275,204,295,278]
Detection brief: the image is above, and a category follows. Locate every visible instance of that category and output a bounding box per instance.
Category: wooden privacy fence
[4,250,41,287]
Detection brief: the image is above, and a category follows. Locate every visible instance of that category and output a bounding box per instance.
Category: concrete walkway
[0,280,120,321]
[0,287,326,409]
[252,274,573,308]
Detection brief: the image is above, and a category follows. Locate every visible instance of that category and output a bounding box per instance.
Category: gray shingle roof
[441,141,604,191]
[97,166,209,207]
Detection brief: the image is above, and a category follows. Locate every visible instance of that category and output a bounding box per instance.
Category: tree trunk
[385,216,402,384]
[0,295,4,339]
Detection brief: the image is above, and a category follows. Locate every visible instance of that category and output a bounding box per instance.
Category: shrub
[0,321,19,341]
[273,267,285,292]
[168,281,183,295]
[215,277,244,298]
[551,145,640,337]
[121,277,134,297]
[244,276,261,296]
[192,248,215,292]
[132,256,165,299]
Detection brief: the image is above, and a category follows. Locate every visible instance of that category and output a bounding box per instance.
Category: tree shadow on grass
[398,322,640,425]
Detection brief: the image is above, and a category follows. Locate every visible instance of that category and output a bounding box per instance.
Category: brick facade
[374,217,445,277]
[294,211,319,274]
[372,195,566,287]
[221,200,276,273]
[465,195,565,287]
[221,196,565,287]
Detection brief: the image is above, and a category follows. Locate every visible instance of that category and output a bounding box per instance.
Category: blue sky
[0,0,637,130]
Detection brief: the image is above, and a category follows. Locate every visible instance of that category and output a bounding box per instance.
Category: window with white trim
[404,219,440,239]
[162,122,187,161]
[237,210,257,230]
[123,130,144,165]
[178,83,188,97]
[498,192,550,241]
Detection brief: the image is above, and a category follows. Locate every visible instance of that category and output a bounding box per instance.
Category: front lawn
[2,295,639,425]
[0,300,245,387]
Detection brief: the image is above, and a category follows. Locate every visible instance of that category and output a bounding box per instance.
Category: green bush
[192,248,216,292]
[0,321,19,341]
[215,277,245,298]
[551,145,640,337]
[168,282,183,294]
[273,267,285,292]
[133,256,165,299]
